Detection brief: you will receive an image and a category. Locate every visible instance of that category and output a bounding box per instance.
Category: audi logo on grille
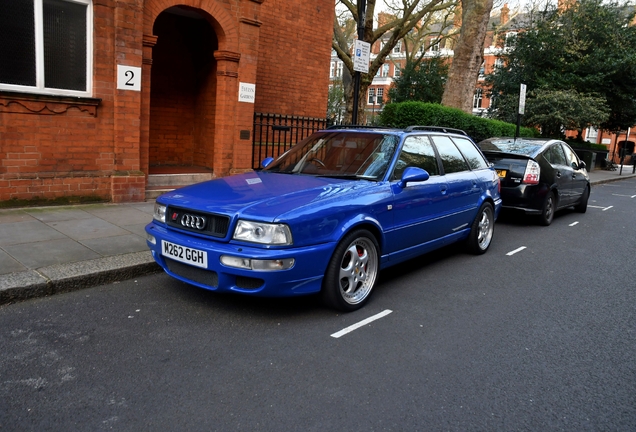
[180,214,206,230]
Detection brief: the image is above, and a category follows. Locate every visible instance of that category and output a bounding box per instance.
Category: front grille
[166,206,230,237]
[165,258,218,287]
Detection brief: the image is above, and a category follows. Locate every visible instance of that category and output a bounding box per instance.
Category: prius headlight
[233,220,293,245]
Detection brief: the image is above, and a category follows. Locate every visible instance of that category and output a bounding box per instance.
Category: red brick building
[0,0,333,203]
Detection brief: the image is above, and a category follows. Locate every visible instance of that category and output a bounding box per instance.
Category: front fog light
[220,255,295,271]
[220,255,252,270]
[251,258,295,271]
[146,233,156,245]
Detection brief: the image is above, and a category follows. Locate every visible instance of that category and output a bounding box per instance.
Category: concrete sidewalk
[1,166,635,305]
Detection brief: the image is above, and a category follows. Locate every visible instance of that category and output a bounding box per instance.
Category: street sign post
[515,83,527,139]
[353,40,370,74]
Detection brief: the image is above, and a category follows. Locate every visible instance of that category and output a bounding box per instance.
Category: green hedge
[564,140,608,151]
[379,101,538,143]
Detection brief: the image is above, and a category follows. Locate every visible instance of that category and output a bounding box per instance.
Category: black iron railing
[252,113,327,169]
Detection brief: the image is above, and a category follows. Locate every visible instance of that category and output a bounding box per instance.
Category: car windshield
[264,131,399,181]
[478,139,544,156]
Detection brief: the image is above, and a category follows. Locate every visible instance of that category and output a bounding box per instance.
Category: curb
[590,172,636,186]
[0,251,161,306]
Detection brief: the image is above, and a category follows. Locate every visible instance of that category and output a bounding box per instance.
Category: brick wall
[255,0,334,119]
[0,0,333,203]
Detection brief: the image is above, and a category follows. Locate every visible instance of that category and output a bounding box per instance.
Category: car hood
[157,171,377,221]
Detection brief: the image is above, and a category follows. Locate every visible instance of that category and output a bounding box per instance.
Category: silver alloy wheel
[338,237,378,305]
[477,206,494,250]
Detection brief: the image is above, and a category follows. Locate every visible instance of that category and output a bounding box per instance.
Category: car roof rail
[405,125,469,136]
[326,124,396,130]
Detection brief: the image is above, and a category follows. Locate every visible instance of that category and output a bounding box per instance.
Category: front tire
[539,191,556,226]
[322,229,379,312]
[466,202,494,255]
[575,185,589,213]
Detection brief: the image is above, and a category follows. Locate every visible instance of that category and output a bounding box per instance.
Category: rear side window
[452,137,489,170]
[392,136,439,180]
[430,136,470,174]
[544,144,567,166]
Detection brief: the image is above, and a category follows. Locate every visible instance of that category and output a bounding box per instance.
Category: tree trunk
[441,0,493,113]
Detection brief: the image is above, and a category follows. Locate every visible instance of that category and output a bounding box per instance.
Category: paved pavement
[1,166,635,305]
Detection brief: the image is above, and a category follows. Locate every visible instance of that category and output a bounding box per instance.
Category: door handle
[440,185,448,194]
[556,171,561,178]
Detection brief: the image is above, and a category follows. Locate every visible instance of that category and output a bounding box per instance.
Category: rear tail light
[523,160,540,184]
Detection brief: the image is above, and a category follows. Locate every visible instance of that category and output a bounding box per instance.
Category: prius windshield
[264,131,399,181]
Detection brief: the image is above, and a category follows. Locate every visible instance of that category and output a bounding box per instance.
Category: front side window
[392,136,440,180]
[0,0,92,95]
[430,135,470,174]
[562,144,581,169]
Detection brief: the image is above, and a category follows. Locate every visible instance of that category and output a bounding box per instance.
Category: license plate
[496,169,507,178]
[161,240,208,268]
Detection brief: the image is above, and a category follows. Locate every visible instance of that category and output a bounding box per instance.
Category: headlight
[153,203,166,223]
[233,220,293,245]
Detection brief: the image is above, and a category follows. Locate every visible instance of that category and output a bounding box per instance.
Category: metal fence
[252,113,327,169]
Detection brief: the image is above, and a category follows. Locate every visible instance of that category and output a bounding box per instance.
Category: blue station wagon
[146,126,502,311]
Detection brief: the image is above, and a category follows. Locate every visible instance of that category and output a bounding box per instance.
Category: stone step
[147,173,214,187]
[145,173,214,200]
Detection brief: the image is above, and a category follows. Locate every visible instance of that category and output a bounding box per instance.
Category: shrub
[379,101,538,143]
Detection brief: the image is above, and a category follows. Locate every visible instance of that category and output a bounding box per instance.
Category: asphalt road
[1,179,635,431]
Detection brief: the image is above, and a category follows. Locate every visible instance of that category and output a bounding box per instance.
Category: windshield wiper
[314,174,377,181]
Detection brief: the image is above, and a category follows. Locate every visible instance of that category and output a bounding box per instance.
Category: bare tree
[441,0,494,113]
[333,0,457,123]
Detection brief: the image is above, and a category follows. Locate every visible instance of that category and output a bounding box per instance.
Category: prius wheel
[575,185,589,213]
[322,229,379,312]
[539,191,556,226]
[467,202,494,255]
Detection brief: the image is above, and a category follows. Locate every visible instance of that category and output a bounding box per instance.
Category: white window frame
[381,64,389,77]
[473,89,483,109]
[393,41,402,54]
[586,127,599,142]
[376,88,384,105]
[0,0,93,97]
[368,88,375,105]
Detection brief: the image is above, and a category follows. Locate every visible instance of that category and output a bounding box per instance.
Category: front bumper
[145,222,335,297]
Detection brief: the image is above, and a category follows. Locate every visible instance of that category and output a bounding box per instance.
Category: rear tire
[539,191,555,226]
[466,202,494,255]
[321,229,379,312]
[575,185,589,213]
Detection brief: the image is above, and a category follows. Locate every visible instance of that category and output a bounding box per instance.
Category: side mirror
[398,166,430,188]
[578,161,586,170]
[261,157,274,168]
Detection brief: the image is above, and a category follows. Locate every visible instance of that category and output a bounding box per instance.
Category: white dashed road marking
[331,310,393,338]
[506,246,527,256]
[589,205,613,211]
[569,221,579,226]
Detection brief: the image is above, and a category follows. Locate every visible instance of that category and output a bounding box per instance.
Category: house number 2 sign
[117,65,142,91]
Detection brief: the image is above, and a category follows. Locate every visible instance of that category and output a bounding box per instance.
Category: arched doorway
[149,6,218,176]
